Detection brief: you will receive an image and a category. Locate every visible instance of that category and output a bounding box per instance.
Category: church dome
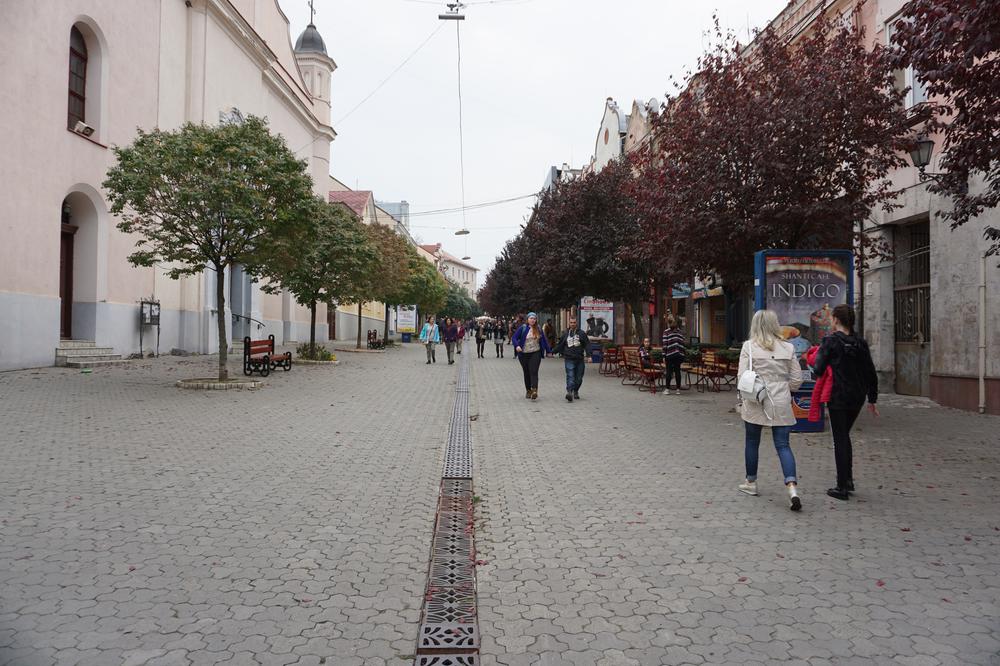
[295,24,327,55]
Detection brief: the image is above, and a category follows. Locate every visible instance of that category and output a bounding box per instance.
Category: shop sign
[396,305,417,334]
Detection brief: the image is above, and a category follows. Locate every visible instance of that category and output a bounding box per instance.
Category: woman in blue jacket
[512,312,552,400]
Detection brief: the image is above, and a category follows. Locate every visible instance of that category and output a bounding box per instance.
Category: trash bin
[590,344,603,364]
[401,333,412,343]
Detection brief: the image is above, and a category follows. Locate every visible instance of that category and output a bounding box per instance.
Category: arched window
[68,26,88,130]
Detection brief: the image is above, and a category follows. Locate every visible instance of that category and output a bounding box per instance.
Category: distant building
[420,244,478,298]
[375,200,411,230]
[542,163,582,190]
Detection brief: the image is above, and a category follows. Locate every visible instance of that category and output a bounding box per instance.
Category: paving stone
[0,347,452,665]
[468,350,1000,663]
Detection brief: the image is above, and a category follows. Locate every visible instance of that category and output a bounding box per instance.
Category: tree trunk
[384,303,390,343]
[686,273,696,342]
[309,300,317,356]
[215,264,229,381]
[356,302,363,349]
[630,299,645,344]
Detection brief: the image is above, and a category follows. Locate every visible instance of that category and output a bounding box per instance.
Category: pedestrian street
[1,344,998,665]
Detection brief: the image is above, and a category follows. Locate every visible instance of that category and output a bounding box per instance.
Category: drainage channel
[414,351,479,666]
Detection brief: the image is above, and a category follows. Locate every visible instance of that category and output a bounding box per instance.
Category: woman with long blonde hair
[737,309,804,510]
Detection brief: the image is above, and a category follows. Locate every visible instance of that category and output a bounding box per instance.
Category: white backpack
[738,343,774,420]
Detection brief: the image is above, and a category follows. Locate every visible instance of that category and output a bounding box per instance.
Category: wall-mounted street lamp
[908,136,945,182]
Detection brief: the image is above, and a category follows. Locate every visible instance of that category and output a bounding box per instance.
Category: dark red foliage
[632,15,909,288]
[890,0,1000,255]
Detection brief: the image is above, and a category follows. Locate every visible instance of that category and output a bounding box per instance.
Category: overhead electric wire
[405,192,538,217]
[334,22,446,125]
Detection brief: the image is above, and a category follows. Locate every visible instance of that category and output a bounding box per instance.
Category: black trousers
[519,351,541,390]
[495,342,504,358]
[665,356,683,390]
[476,340,486,357]
[829,406,862,488]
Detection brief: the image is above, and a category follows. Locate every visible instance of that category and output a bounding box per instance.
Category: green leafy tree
[257,198,375,356]
[349,223,413,348]
[442,281,480,321]
[394,253,449,325]
[103,116,314,380]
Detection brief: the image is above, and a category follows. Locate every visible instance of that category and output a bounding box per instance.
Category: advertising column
[754,250,854,432]
[579,297,615,362]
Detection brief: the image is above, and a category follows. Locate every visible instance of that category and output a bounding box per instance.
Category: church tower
[294,19,336,127]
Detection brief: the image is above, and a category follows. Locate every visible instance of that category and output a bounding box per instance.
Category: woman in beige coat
[737,309,804,511]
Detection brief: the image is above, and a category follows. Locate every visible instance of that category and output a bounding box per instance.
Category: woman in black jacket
[812,304,880,500]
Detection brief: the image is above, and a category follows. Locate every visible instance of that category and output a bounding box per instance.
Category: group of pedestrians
[736,305,879,511]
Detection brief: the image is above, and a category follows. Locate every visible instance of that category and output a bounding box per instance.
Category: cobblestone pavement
[0,345,458,666]
[469,352,1000,665]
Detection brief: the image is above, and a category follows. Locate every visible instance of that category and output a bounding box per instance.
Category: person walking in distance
[455,321,465,355]
[474,320,487,359]
[512,312,552,400]
[809,304,879,501]
[418,315,440,364]
[661,316,685,395]
[543,319,557,355]
[443,317,459,365]
[493,320,506,358]
[737,309,805,511]
[553,315,590,402]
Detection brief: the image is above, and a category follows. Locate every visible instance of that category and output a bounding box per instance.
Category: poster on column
[396,305,417,334]
[578,297,614,342]
[754,250,854,360]
[754,250,854,432]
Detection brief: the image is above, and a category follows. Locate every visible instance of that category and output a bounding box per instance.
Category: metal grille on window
[894,224,930,344]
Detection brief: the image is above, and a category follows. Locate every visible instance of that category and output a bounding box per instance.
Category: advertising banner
[755,250,854,433]
[396,305,417,334]
[579,297,615,341]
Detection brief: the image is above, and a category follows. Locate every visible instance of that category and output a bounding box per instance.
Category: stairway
[55,340,124,368]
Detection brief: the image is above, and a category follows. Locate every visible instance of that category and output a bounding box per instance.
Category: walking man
[418,315,440,364]
[553,316,590,402]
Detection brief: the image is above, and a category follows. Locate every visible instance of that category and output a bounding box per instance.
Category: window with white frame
[887,17,927,109]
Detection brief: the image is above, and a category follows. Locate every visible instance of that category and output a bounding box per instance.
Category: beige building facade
[0,0,338,371]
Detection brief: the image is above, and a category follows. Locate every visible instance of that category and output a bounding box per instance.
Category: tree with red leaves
[890,0,1000,255]
[632,15,910,289]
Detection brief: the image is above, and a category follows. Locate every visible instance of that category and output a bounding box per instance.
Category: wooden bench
[367,329,386,350]
[687,349,734,392]
[621,347,663,394]
[599,347,621,376]
[243,334,291,377]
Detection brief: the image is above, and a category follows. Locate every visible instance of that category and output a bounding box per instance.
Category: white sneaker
[738,480,759,496]
[674,390,682,395]
[788,484,802,511]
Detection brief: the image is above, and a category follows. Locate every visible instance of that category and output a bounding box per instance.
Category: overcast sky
[279,0,788,282]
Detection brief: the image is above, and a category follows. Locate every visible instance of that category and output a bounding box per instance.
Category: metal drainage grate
[415,654,478,666]
[417,353,479,663]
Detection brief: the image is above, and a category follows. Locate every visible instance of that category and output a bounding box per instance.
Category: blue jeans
[744,422,797,484]
[564,358,585,393]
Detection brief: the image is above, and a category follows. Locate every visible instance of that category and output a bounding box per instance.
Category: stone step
[56,354,123,367]
[64,358,128,369]
[55,346,116,357]
[57,340,96,349]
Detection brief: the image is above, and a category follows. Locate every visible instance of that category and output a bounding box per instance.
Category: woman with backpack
[737,309,804,511]
[809,304,879,501]
[512,312,552,400]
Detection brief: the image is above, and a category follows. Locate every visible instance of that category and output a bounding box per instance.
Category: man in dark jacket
[553,316,591,402]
